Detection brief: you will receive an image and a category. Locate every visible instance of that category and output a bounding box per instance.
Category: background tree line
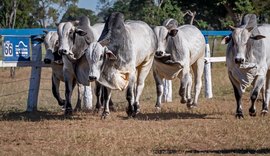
[1,0,270,30]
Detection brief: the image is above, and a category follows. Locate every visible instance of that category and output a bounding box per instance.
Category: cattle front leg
[101,87,112,119]
[95,83,115,113]
[82,85,93,111]
[134,60,154,116]
[191,57,204,107]
[179,67,192,107]
[74,83,83,112]
[126,74,136,117]
[52,75,65,107]
[249,76,265,116]
[64,77,76,115]
[262,72,270,115]
[230,76,243,118]
[153,69,164,111]
[94,82,102,113]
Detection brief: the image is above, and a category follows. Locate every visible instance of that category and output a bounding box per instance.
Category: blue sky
[78,0,99,13]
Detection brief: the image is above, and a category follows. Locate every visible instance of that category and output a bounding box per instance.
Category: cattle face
[86,42,128,90]
[57,21,87,57]
[154,26,178,57]
[43,31,62,64]
[86,42,116,81]
[230,27,265,65]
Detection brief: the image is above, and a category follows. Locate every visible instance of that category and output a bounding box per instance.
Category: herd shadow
[0,110,221,122]
[153,148,270,155]
[0,111,82,122]
[119,111,221,121]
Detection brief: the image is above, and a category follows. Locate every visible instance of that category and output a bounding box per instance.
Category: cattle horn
[72,20,80,26]
[229,25,236,30]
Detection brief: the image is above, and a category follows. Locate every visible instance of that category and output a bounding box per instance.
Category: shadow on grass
[0,111,82,121]
[153,148,270,154]
[119,112,220,121]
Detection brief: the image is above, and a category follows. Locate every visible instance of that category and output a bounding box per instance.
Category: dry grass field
[1,43,270,155]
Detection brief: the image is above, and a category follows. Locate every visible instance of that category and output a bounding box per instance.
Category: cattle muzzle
[44,58,52,64]
[155,51,165,57]
[59,49,68,55]
[89,76,97,82]
[235,58,245,64]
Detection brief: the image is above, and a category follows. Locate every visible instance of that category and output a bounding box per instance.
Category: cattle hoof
[180,98,187,104]
[61,105,65,111]
[155,107,161,113]
[187,99,193,104]
[249,108,256,117]
[132,111,140,118]
[235,113,244,119]
[187,103,197,109]
[261,110,268,116]
[73,107,81,112]
[101,112,110,119]
[126,110,133,117]
[109,105,117,112]
[64,108,73,115]
[249,112,256,117]
[126,106,134,117]
[59,100,65,106]
[134,104,140,112]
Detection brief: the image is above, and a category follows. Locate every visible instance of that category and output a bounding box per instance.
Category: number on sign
[4,42,13,57]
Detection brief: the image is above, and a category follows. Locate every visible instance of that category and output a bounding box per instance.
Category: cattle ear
[75,28,87,36]
[221,35,231,44]
[250,35,265,40]
[168,29,178,37]
[55,22,59,27]
[43,30,49,34]
[32,35,45,42]
[104,47,117,60]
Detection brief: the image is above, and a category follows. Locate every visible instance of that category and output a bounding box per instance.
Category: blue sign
[3,36,30,61]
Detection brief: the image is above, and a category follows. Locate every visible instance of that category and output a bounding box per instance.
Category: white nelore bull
[223,14,270,118]
[153,23,205,110]
[86,12,157,118]
[57,16,96,114]
[35,31,92,111]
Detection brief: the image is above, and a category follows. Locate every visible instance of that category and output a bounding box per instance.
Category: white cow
[223,14,270,118]
[86,12,157,118]
[153,24,205,110]
[36,31,92,111]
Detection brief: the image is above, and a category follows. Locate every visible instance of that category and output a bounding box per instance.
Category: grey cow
[86,12,157,118]
[57,16,96,114]
[153,22,205,110]
[36,31,92,111]
[223,14,270,118]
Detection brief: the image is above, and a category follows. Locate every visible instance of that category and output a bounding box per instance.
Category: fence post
[26,38,42,112]
[204,35,213,98]
[162,79,172,102]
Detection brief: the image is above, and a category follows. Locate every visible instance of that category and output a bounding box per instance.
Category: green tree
[61,5,98,24]
[142,0,184,26]
[31,0,78,28]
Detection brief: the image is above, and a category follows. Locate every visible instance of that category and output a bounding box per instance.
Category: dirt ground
[1,63,270,156]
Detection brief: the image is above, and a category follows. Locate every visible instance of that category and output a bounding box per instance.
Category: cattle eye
[55,40,59,46]
[69,30,74,36]
[100,55,103,61]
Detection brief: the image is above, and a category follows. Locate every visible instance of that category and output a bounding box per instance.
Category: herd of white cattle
[36,13,270,119]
